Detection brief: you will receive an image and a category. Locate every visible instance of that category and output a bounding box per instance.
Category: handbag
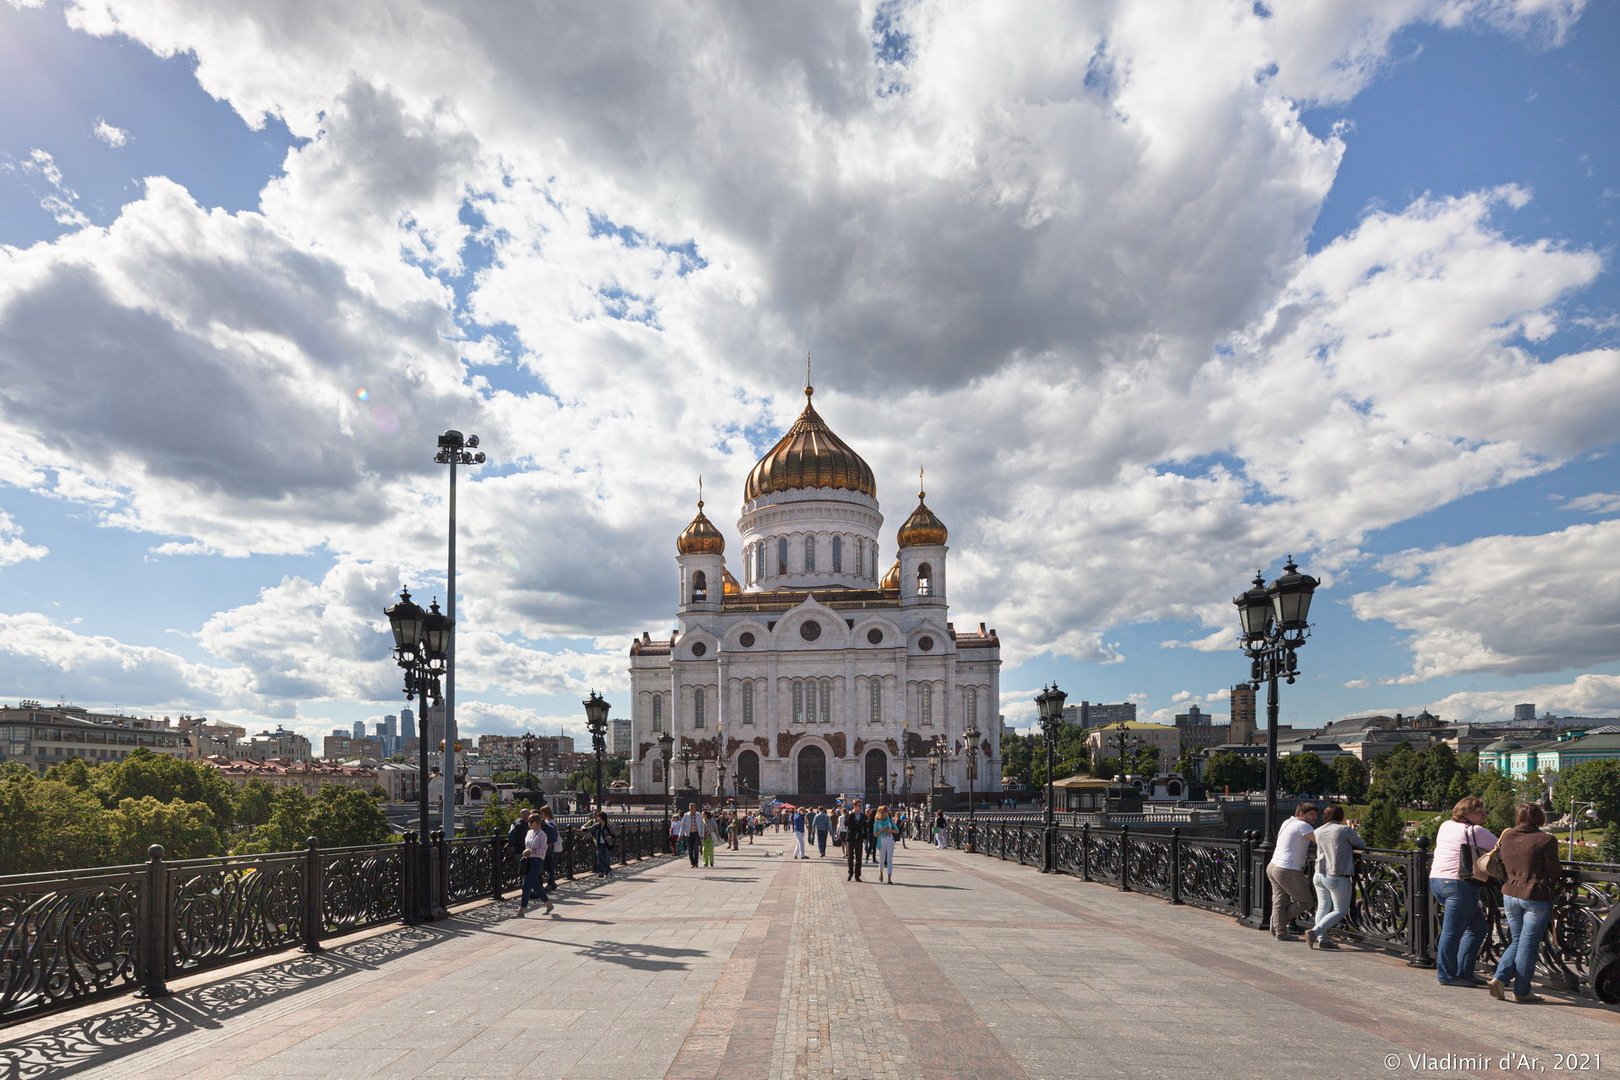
[1475,828,1506,884]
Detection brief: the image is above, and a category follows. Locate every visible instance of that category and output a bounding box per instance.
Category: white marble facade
[629,385,1001,801]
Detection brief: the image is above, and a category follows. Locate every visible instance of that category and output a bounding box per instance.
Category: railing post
[433,830,449,919]
[1081,824,1091,881]
[1169,828,1183,905]
[1410,835,1434,966]
[1119,825,1132,892]
[564,825,578,880]
[1237,829,1253,923]
[402,834,419,925]
[135,844,170,999]
[302,836,323,953]
[491,832,504,902]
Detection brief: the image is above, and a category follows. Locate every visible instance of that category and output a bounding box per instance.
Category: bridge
[3,824,1616,1079]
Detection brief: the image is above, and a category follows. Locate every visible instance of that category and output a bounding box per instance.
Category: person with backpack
[590,810,616,877]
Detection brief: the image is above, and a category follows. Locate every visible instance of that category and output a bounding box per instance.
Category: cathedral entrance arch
[864,749,888,805]
[736,749,760,799]
[796,745,826,796]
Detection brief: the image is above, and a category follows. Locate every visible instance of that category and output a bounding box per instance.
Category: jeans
[1430,877,1486,982]
[686,834,701,866]
[521,857,549,907]
[1492,896,1551,998]
[595,842,612,876]
[793,830,806,858]
[1311,873,1353,935]
[816,829,828,856]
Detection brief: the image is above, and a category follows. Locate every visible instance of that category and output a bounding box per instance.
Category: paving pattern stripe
[845,872,1033,1080]
[951,855,1617,1073]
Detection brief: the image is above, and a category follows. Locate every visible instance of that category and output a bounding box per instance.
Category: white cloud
[1561,491,1620,515]
[92,118,128,147]
[1422,673,1620,726]
[0,510,48,566]
[1349,520,1620,681]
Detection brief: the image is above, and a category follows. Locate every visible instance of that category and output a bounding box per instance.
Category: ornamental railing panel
[1176,837,1244,914]
[322,844,404,933]
[0,865,149,1023]
[168,854,306,976]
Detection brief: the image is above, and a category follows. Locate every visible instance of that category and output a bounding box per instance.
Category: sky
[0,0,1617,755]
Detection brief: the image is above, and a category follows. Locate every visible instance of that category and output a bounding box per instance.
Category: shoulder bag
[1473,827,1506,885]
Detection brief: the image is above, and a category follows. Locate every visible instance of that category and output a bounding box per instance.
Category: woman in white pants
[933,810,948,849]
[873,805,899,883]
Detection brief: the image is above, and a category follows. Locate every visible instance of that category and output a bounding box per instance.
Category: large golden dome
[743,385,876,502]
[676,500,725,555]
[897,488,948,548]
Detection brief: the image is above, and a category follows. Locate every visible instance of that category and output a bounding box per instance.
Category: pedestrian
[702,809,716,867]
[845,800,869,882]
[834,809,847,849]
[896,806,908,848]
[933,809,947,849]
[669,812,681,855]
[1431,795,1498,987]
[813,808,830,856]
[518,813,554,916]
[1266,802,1318,940]
[728,810,740,850]
[590,809,616,877]
[791,808,808,859]
[1307,804,1363,949]
[677,803,705,867]
[507,809,531,866]
[1488,803,1560,1003]
[873,804,899,884]
[866,810,879,865]
[539,805,561,889]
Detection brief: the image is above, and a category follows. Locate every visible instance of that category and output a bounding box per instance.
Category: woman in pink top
[1429,795,1497,986]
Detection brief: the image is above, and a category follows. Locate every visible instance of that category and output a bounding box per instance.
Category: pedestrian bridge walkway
[5,833,1615,1080]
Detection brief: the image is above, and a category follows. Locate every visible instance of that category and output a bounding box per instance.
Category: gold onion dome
[880,560,901,589]
[676,500,725,555]
[743,385,877,502]
[897,488,948,548]
[722,568,741,595]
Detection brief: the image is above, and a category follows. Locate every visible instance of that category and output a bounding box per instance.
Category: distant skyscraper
[1229,684,1256,746]
[384,714,400,755]
[401,706,414,741]
[1514,703,1536,723]
[353,720,366,740]
[610,718,632,756]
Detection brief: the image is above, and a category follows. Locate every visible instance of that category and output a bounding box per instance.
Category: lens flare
[355,388,370,401]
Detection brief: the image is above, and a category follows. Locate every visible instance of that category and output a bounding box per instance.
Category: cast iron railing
[0,815,670,1026]
[944,821,1617,999]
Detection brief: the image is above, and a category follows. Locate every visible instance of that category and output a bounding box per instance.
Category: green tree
[93,749,237,829]
[233,779,276,828]
[1601,822,1620,864]
[1361,796,1406,849]
[235,787,314,853]
[1415,743,1461,809]
[0,770,107,873]
[1370,743,1422,807]
[45,757,95,790]
[1482,774,1519,835]
[104,796,225,864]
[1555,760,1620,824]
[1205,751,1264,794]
[1280,754,1332,797]
[307,786,392,847]
[1000,731,1034,788]
[1331,755,1368,801]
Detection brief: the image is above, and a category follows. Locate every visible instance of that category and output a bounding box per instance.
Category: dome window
[916,562,932,597]
[692,570,707,603]
[800,621,822,642]
[832,536,842,572]
[691,641,707,658]
[866,628,883,645]
[739,631,756,648]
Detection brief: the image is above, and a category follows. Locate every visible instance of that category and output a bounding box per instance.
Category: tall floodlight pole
[434,429,485,838]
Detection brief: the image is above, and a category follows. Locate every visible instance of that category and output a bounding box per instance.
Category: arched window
[832,535,842,572]
[792,682,804,724]
[805,535,816,572]
[964,689,977,730]
[921,684,933,726]
[694,688,706,729]
[820,680,832,725]
[652,695,663,733]
[778,537,789,575]
[742,683,755,726]
[691,570,707,602]
[652,759,663,783]
[916,562,932,597]
[869,680,881,725]
[755,542,764,582]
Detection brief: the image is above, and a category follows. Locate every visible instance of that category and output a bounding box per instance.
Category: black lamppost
[657,731,674,820]
[717,755,728,802]
[584,690,609,814]
[1234,557,1320,929]
[385,588,450,921]
[903,761,915,816]
[696,755,706,803]
[679,738,694,788]
[519,731,539,799]
[1036,683,1067,872]
[927,734,947,813]
[961,722,980,852]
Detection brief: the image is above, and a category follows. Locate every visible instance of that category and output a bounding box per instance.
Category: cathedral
[628,381,1002,803]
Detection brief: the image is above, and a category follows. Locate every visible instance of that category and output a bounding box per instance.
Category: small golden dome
[897,488,948,548]
[677,500,725,555]
[743,385,877,502]
[880,559,901,589]
[722,568,740,595]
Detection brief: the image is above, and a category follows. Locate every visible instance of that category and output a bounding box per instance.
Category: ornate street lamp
[927,734,947,813]
[385,588,451,921]
[1234,556,1320,930]
[696,754,707,802]
[1036,683,1068,872]
[520,731,539,797]
[432,430,485,839]
[584,690,610,814]
[960,722,980,852]
[657,731,675,820]
[679,738,694,788]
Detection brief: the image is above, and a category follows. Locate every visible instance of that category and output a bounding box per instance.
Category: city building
[0,701,192,773]
[1494,731,1620,780]
[628,381,1002,802]
[1082,721,1181,772]
[243,727,313,762]
[1228,684,1256,746]
[610,718,633,757]
[323,733,384,761]
[203,757,381,796]
[1062,701,1135,727]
